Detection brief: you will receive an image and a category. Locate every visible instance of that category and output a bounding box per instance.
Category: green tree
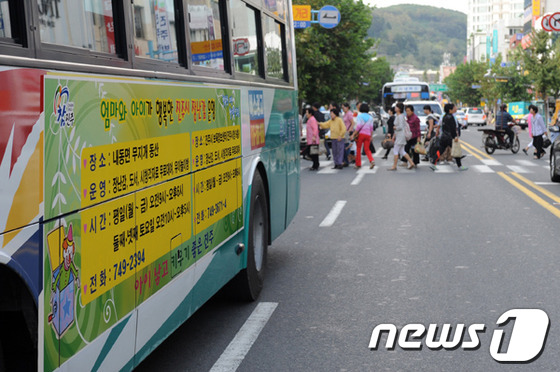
[512,30,560,109]
[444,61,485,106]
[357,56,393,104]
[294,0,378,104]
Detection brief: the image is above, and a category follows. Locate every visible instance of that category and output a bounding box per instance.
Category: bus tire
[232,171,268,301]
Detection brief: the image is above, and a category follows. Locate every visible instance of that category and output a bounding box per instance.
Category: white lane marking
[481,159,502,166]
[374,147,384,157]
[516,159,538,167]
[434,165,454,173]
[471,165,494,173]
[210,302,278,372]
[319,200,347,227]
[351,173,365,186]
[535,182,559,186]
[507,165,531,173]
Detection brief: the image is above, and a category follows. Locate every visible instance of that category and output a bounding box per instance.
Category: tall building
[466,0,524,63]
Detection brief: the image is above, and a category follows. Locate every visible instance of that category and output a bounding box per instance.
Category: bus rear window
[38,0,117,54]
[133,0,179,63]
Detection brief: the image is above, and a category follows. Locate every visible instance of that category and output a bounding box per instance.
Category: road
[137,126,560,371]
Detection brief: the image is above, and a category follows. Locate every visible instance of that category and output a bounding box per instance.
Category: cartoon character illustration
[47,224,79,337]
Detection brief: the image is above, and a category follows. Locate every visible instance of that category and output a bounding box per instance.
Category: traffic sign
[551,12,560,32]
[542,13,553,32]
[293,5,311,21]
[318,5,340,29]
[430,84,448,92]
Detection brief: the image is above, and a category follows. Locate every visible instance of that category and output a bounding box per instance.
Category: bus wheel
[231,171,268,301]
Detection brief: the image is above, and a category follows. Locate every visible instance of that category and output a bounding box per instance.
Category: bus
[0,1,299,370]
[380,78,431,112]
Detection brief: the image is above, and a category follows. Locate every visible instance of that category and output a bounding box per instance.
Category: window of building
[38,0,117,54]
[188,0,225,70]
[263,16,283,79]
[230,0,260,76]
[133,0,178,63]
[0,0,12,39]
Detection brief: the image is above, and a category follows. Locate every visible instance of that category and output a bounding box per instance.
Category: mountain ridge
[368,4,467,70]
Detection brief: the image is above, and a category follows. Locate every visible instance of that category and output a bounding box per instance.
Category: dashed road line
[210,302,278,372]
[319,200,347,227]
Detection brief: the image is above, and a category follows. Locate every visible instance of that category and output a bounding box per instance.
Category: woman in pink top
[305,107,320,170]
[350,103,375,169]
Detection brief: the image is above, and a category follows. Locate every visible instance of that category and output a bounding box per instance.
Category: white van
[403,100,444,134]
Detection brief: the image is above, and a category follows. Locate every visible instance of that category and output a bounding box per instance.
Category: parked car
[455,110,468,129]
[465,107,486,126]
[550,125,560,182]
[403,100,444,134]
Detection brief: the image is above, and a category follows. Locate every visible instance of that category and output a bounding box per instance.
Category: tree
[444,61,485,106]
[294,0,380,104]
[512,30,560,111]
[357,57,393,104]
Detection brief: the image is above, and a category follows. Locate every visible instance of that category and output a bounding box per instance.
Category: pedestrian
[342,102,355,166]
[388,102,415,171]
[312,102,331,160]
[350,103,375,169]
[304,107,320,170]
[320,109,347,169]
[423,105,439,162]
[404,105,421,165]
[529,105,547,159]
[382,107,395,159]
[522,112,534,155]
[432,103,468,171]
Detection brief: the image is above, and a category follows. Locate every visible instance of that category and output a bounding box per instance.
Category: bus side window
[264,0,286,21]
[187,0,225,71]
[263,16,284,80]
[230,0,261,76]
[37,0,117,54]
[133,0,179,63]
[0,0,13,39]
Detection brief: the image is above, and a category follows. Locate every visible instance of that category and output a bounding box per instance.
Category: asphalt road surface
[138,126,560,371]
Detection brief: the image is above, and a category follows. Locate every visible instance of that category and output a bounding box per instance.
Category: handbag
[309,144,320,155]
[543,134,551,149]
[414,142,426,155]
[382,138,394,149]
[451,140,462,158]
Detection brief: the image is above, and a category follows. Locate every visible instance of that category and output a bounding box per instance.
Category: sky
[366,0,468,14]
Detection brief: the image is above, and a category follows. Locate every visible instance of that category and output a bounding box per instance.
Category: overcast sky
[366,0,468,14]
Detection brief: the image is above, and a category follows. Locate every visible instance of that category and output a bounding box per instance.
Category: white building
[466,0,524,63]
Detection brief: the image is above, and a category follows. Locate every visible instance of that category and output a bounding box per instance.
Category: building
[466,0,525,63]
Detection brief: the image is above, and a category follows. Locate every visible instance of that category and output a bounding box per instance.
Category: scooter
[478,124,520,154]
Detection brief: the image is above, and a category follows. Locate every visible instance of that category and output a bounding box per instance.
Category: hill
[368,4,467,70]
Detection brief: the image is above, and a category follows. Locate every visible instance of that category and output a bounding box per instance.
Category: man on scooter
[495,104,516,148]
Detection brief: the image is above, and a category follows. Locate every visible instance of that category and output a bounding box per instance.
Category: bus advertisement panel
[0,67,298,371]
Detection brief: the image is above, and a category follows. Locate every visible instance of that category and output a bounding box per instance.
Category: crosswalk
[304,158,551,174]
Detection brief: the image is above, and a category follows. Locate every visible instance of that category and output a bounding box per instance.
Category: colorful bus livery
[1,0,299,368]
[1,67,299,371]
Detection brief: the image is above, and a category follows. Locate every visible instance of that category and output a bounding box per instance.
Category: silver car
[465,107,486,126]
